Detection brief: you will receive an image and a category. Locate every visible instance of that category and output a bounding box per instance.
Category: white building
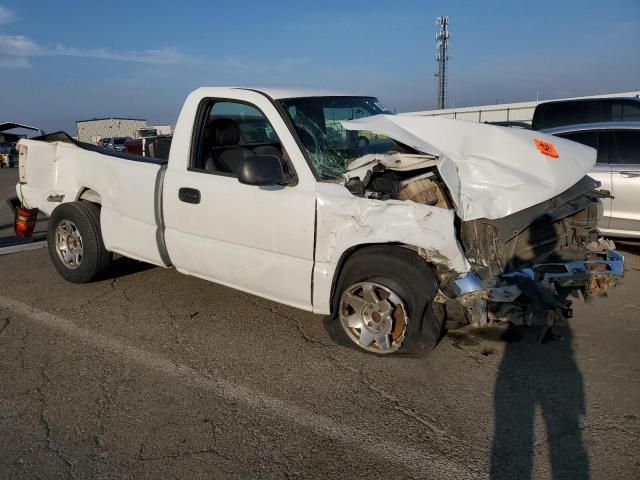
[404,91,640,124]
[76,117,147,143]
[152,124,175,136]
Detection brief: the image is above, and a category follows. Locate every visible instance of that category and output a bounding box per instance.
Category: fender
[312,183,470,314]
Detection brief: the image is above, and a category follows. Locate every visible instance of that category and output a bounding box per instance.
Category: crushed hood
[341,115,596,221]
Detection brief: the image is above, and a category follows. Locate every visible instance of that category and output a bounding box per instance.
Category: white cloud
[0,56,31,69]
[0,6,15,25]
[0,35,43,56]
[0,34,304,78]
[0,35,200,65]
[50,44,202,65]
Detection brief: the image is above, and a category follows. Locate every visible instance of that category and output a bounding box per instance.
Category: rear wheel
[47,202,112,283]
[357,136,370,148]
[330,246,444,356]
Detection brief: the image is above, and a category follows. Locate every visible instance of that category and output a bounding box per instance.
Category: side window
[610,101,640,122]
[191,100,284,176]
[541,102,600,129]
[321,107,369,149]
[610,130,640,165]
[597,132,613,164]
[558,131,607,163]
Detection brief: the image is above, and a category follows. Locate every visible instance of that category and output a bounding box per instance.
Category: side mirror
[237,155,290,186]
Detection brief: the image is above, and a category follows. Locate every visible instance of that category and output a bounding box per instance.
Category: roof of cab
[542,121,640,135]
[191,86,375,100]
[234,86,366,99]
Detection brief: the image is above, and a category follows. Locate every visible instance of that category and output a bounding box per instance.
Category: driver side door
[162,92,317,310]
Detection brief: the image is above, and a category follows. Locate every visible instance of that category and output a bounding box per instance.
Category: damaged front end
[449,177,624,329]
[339,115,625,333]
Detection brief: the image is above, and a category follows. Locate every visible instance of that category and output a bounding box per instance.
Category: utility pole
[435,16,450,110]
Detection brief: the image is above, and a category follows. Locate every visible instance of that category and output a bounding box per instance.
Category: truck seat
[204,118,253,174]
[252,144,282,159]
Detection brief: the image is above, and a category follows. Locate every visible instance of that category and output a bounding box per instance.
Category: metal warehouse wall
[76,118,147,143]
[404,91,640,124]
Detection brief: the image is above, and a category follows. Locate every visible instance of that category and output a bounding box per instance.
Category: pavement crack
[137,436,148,461]
[110,276,133,303]
[0,317,9,337]
[359,377,447,437]
[144,278,184,347]
[14,331,29,369]
[139,447,231,462]
[445,336,500,372]
[327,356,484,456]
[286,313,333,348]
[533,424,587,448]
[93,374,113,453]
[250,300,335,349]
[36,384,77,479]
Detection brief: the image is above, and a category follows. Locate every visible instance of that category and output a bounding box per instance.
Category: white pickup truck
[15,87,624,356]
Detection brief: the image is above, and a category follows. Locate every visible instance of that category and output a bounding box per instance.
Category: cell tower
[434,16,450,110]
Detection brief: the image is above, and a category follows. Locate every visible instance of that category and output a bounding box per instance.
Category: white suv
[544,122,640,239]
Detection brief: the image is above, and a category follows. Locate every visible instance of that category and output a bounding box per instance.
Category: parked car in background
[532,97,640,130]
[97,137,111,148]
[544,122,640,239]
[124,135,172,159]
[0,122,44,167]
[0,142,16,168]
[105,136,132,152]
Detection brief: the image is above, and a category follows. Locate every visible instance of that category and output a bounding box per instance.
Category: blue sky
[1,0,639,133]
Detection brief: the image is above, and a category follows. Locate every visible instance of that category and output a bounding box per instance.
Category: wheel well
[329,243,427,311]
[77,188,102,204]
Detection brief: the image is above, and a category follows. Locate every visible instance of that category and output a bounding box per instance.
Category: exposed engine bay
[344,157,449,208]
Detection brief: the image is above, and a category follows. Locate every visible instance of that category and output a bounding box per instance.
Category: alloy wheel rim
[339,282,408,354]
[55,220,83,269]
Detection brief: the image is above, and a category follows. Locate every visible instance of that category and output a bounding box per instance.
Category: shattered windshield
[278,96,396,180]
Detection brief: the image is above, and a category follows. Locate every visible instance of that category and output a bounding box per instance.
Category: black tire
[357,136,370,148]
[328,245,444,357]
[47,201,112,283]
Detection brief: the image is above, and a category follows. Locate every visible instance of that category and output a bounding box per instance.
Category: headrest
[205,118,241,147]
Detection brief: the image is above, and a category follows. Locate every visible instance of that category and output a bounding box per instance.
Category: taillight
[15,207,38,238]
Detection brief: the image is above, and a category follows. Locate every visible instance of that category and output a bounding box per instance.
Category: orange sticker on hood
[534,139,559,158]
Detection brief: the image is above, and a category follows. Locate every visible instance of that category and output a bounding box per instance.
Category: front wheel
[47,202,112,283]
[330,246,444,356]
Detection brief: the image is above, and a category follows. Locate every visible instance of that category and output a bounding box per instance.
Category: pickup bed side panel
[312,182,470,315]
[18,139,167,267]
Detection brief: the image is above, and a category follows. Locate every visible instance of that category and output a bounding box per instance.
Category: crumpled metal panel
[341,115,596,221]
[315,183,470,273]
[311,182,471,313]
[343,153,438,181]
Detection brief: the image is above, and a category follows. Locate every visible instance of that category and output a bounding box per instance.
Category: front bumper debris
[451,249,624,326]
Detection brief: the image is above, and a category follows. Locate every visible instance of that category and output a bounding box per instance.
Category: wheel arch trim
[312,242,443,315]
[76,187,102,204]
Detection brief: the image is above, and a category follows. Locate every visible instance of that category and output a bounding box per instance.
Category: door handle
[619,171,640,178]
[178,187,201,204]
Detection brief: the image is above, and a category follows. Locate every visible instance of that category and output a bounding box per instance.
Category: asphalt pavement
[1,168,639,479]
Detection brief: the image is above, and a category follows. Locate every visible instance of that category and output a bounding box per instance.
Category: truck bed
[17,132,169,267]
[33,132,168,165]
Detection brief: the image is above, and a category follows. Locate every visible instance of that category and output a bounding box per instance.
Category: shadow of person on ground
[490,323,589,479]
[490,218,590,479]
